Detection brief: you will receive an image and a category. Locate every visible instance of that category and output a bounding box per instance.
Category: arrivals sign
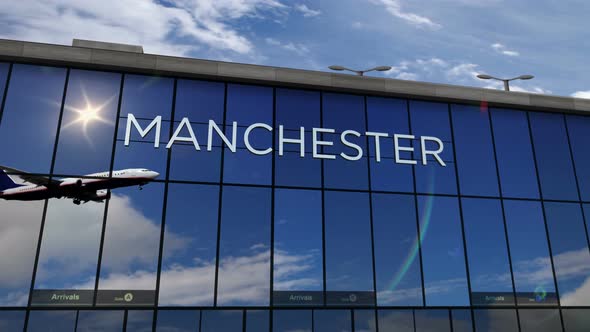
[124,114,447,166]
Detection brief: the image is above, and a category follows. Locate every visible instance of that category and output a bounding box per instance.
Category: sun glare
[61,88,116,145]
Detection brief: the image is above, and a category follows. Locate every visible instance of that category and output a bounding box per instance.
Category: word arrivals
[51,293,80,301]
[125,113,447,166]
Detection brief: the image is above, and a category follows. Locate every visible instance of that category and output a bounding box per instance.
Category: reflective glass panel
[544,202,590,306]
[566,115,590,201]
[127,310,153,332]
[313,310,351,332]
[354,310,376,332]
[414,309,450,332]
[518,309,562,332]
[201,310,242,332]
[418,196,469,306]
[377,310,414,332]
[273,310,312,332]
[372,194,422,306]
[529,112,578,201]
[159,184,219,306]
[451,310,472,332]
[462,198,513,305]
[0,64,66,173]
[0,310,25,331]
[562,309,590,332]
[246,310,268,332]
[217,186,271,306]
[491,108,539,199]
[27,310,76,332]
[451,105,498,196]
[0,62,9,96]
[155,310,199,332]
[76,310,124,332]
[473,309,518,332]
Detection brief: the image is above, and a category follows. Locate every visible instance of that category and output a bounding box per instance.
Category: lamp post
[329,65,392,76]
[476,74,534,91]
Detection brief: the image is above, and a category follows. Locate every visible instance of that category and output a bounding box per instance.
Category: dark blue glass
[366,97,413,192]
[378,310,414,332]
[354,310,376,332]
[0,200,43,306]
[217,186,271,306]
[518,309,562,332]
[76,310,124,331]
[529,112,578,201]
[324,191,374,297]
[418,196,469,306]
[273,310,312,332]
[372,194,422,306]
[566,115,590,201]
[53,70,121,176]
[155,310,200,331]
[201,310,242,332]
[314,310,351,332]
[451,310,473,332]
[544,202,590,306]
[562,309,590,332]
[491,108,539,199]
[414,309,450,332]
[0,311,24,331]
[504,200,556,305]
[409,101,457,195]
[0,62,8,97]
[462,198,513,303]
[451,105,499,196]
[127,310,153,331]
[473,309,518,332]
[323,92,365,132]
[274,189,323,292]
[0,64,66,173]
[246,310,269,332]
[160,184,218,306]
[276,88,320,128]
[27,310,76,332]
[175,79,224,122]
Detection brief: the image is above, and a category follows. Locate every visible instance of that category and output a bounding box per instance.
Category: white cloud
[0,0,288,56]
[265,37,310,56]
[294,4,321,17]
[369,0,441,29]
[385,57,448,80]
[352,21,364,29]
[572,90,590,99]
[491,43,520,57]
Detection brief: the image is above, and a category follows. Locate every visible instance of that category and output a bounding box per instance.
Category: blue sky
[0,0,589,97]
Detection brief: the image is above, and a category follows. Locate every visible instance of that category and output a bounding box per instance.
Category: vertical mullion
[0,62,13,126]
[269,88,276,325]
[320,92,327,307]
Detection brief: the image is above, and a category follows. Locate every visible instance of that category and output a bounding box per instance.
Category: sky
[0,0,589,98]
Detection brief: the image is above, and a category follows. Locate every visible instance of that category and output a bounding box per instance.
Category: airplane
[0,166,159,205]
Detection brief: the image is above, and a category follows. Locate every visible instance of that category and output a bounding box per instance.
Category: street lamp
[476,74,534,91]
[329,65,392,76]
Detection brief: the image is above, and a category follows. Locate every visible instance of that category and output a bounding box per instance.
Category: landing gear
[73,199,81,205]
[139,185,144,191]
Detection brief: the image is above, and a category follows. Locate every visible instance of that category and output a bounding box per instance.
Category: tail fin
[0,170,23,191]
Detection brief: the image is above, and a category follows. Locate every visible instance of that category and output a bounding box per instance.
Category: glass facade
[0,61,589,331]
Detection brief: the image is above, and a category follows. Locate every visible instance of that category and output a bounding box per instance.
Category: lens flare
[61,87,115,145]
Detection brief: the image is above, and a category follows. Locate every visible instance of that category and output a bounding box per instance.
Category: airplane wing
[0,166,61,187]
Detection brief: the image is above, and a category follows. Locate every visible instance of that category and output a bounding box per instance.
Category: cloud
[0,0,288,56]
[265,38,310,56]
[572,91,590,99]
[294,4,321,17]
[384,57,448,80]
[369,0,441,29]
[352,21,364,29]
[491,43,520,57]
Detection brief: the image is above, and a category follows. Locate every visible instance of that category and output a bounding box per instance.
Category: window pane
[76,310,124,332]
[529,112,578,201]
[366,97,413,193]
[0,311,25,331]
[562,309,590,332]
[451,310,472,332]
[373,194,422,306]
[323,93,368,190]
[518,309,562,332]
[246,310,268,332]
[377,310,413,332]
[0,64,65,173]
[273,189,323,305]
[0,200,43,306]
[313,310,351,332]
[201,310,242,332]
[127,310,153,332]
[217,186,270,306]
[354,310,376,332]
[473,309,518,332]
[418,196,469,306]
[273,310,312,332]
[169,80,224,183]
[409,101,456,195]
[566,115,590,201]
[32,200,105,305]
[53,70,120,176]
[462,198,513,305]
[325,191,374,306]
[97,183,164,306]
[27,310,76,332]
[159,184,218,306]
[223,84,272,185]
[114,75,173,177]
[451,105,498,196]
[491,108,539,199]
[414,309,450,332]
[504,200,557,305]
[544,202,590,306]
[0,62,9,95]
[155,310,199,332]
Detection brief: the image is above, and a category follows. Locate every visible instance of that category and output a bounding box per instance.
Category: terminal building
[0,38,590,331]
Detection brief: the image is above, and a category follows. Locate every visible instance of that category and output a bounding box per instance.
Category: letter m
[125,113,162,148]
